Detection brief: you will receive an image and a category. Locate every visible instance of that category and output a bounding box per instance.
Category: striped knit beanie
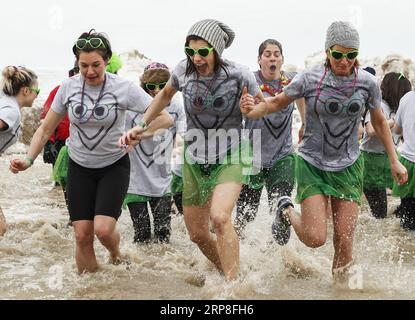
[187,19,235,56]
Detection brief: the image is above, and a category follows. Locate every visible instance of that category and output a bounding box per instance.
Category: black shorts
[67,155,130,222]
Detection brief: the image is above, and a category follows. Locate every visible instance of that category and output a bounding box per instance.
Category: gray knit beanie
[187,19,235,56]
[325,21,360,51]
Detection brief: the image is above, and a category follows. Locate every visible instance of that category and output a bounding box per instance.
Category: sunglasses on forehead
[184,46,214,58]
[75,38,106,50]
[329,49,359,60]
[145,82,167,91]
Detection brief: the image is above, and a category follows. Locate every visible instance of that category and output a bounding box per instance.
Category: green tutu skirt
[183,140,252,206]
[295,155,364,204]
[362,150,394,189]
[392,156,415,198]
[53,145,69,186]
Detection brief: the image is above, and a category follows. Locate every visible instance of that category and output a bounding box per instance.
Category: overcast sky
[2,0,414,71]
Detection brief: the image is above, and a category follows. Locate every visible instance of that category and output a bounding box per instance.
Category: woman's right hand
[118,126,147,151]
[9,158,31,174]
[240,87,255,115]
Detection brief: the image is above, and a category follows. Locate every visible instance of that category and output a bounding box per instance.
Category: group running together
[1,19,413,284]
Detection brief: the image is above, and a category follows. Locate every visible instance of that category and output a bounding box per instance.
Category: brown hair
[72,29,112,62]
[381,72,412,113]
[184,35,229,77]
[140,69,171,94]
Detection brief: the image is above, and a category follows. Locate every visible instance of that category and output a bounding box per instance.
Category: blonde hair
[1,66,38,96]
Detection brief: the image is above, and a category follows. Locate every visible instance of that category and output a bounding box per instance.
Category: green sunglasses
[184,46,214,58]
[329,49,359,60]
[145,82,167,91]
[29,87,40,95]
[75,38,106,50]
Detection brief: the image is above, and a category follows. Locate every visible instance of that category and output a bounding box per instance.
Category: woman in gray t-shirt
[1,66,39,236]
[10,30,173,274]
[242,21,408,282]
[120,19,268,281]
[235,38,306,239]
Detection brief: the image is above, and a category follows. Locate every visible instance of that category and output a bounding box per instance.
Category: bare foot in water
[109,254,131,269]
[109,253,122,265]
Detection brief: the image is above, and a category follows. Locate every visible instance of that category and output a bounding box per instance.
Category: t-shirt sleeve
[0,106,19,130]
[394,94,408,128]
[245,69,261,97]
[126,82,152,113]
[171,62,185,92]
[366,77,382,110]
[51,83,68,115]
[283,71,307,99]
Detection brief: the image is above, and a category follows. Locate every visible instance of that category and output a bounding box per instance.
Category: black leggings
[127,196,172,243]
[172,194,183,215]
[67,155,130,221]
[235,181,294,232]
[397,197,415,230]
[363,188,388,219]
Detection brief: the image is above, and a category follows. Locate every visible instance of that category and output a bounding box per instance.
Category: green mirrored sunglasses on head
[329,48,359,60]
[145,82,167,91]
[184,46,214,58]
[75,38,106,50]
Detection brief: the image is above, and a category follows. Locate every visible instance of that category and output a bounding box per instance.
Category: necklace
[79,74,107,124]
[316,67,358,102]
[194,73,218,112]
[258,71,291,96]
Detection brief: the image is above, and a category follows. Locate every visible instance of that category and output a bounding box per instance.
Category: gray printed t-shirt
[0,96,20,156]
[284,64,381,171]
[360,100,399,153]
[126,100,186,197]
[52,72,152,168]
[245,70,297,168]
[395,91,415,162]
[171,59,260,164]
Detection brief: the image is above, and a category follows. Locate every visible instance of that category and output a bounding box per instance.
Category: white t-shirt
[395,91,415,162]
[0,95,20,156]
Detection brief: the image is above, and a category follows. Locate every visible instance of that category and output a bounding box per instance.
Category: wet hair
[258,39,283,57]
[140,68,171,94]
[184,35,228,77]
[1,66,38,96]
[381,72,412,113]
[72,29,112,62]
